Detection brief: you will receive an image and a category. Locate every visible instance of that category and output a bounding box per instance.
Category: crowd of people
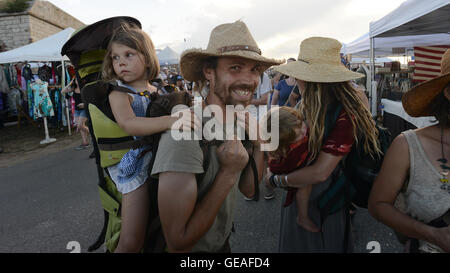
[73,19,449,253]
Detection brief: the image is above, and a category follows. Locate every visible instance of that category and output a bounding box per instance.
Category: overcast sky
[47,0,406,59]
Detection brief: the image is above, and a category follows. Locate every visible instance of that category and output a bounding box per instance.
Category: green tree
[0,0,31,13]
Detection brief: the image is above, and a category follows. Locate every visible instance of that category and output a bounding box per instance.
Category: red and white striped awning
[413,45,450,82]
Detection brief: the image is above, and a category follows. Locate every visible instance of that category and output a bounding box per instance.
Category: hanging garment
[67,65,75,79]
[4,64,11,88]
[20,66,27,91]
[38,65,52,83]
[65,68,71,86]
[22,64,33,81]
[51,63,56,85]
[6,88,21,116]
[0,66,10,93]
[48,88,63,125]
[15,66,22,88]
[27,80,33,118]
[0,92,4,111]
[30,81,54,119]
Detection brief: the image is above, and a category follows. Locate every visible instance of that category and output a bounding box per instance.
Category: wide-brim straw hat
[273,37,364,83]
[402,48,450,117]
[180,21,283,82]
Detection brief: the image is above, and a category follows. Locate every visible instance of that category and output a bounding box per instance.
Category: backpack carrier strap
[314,102,353,252]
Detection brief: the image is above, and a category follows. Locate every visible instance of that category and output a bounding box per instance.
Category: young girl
[102,24,197,252]
[264,106,320,232]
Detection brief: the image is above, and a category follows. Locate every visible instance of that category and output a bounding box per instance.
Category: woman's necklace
[437,126,450,193]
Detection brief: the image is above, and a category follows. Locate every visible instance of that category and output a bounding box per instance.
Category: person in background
[174,75,187,92]
[271,37,380,252]
[271,58,299,107]
[61,78,90,150]
[368,49,450,253]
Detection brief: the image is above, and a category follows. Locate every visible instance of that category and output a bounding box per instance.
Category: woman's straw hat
[180,21,283,82]
[273,37,364,83]
[402,48,450,117]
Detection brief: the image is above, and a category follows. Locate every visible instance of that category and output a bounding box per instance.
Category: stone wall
[0,14,31,51]
[28,1,84,31]
[28,13,64,42]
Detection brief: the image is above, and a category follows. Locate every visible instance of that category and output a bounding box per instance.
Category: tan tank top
[401,130,450,252]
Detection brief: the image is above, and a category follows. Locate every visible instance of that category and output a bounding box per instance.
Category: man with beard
[151,21,282,253]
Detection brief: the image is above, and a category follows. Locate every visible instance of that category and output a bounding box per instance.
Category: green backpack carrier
[61,17,260,253]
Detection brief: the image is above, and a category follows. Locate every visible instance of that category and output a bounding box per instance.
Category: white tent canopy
[370,0,450,38]
[0,27,75,64]
[342,32,450,57]
[157,46,180,65]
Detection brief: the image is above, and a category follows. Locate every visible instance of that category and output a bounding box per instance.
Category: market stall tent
[0,27,75,64]
[368,0,450,115]
[0,27,76,141]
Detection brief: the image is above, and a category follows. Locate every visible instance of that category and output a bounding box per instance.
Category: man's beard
[212,70,256,106]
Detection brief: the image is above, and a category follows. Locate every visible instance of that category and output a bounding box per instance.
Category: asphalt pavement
[0,146,403,253]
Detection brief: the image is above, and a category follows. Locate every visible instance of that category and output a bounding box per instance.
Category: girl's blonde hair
[102,23,160,82]
[264,106,304,159]
[297,81,381,162]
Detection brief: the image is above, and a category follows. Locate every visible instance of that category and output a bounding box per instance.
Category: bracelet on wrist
[284,175,289,187]
[269,174,277,188]
[271,175,287,189]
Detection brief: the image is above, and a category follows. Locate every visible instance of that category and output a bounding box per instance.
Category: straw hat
[180,21,283,82]
[402,48,450,117]
[273,37,364,83]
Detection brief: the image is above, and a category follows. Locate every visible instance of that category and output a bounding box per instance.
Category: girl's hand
[169,108,201,132]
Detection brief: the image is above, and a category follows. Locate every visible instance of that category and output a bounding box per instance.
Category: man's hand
[217,139,249,175]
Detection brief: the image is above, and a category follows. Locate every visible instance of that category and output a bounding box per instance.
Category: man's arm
[158,170,240,252]
[155,139,249,252]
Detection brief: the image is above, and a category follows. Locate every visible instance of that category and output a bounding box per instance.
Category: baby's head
[262,106,307,158]
[102,23,160,83]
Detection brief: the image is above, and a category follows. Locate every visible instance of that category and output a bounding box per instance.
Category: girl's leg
[78,116,90,146]
[115,183,149,253]
[296,186,320,232]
